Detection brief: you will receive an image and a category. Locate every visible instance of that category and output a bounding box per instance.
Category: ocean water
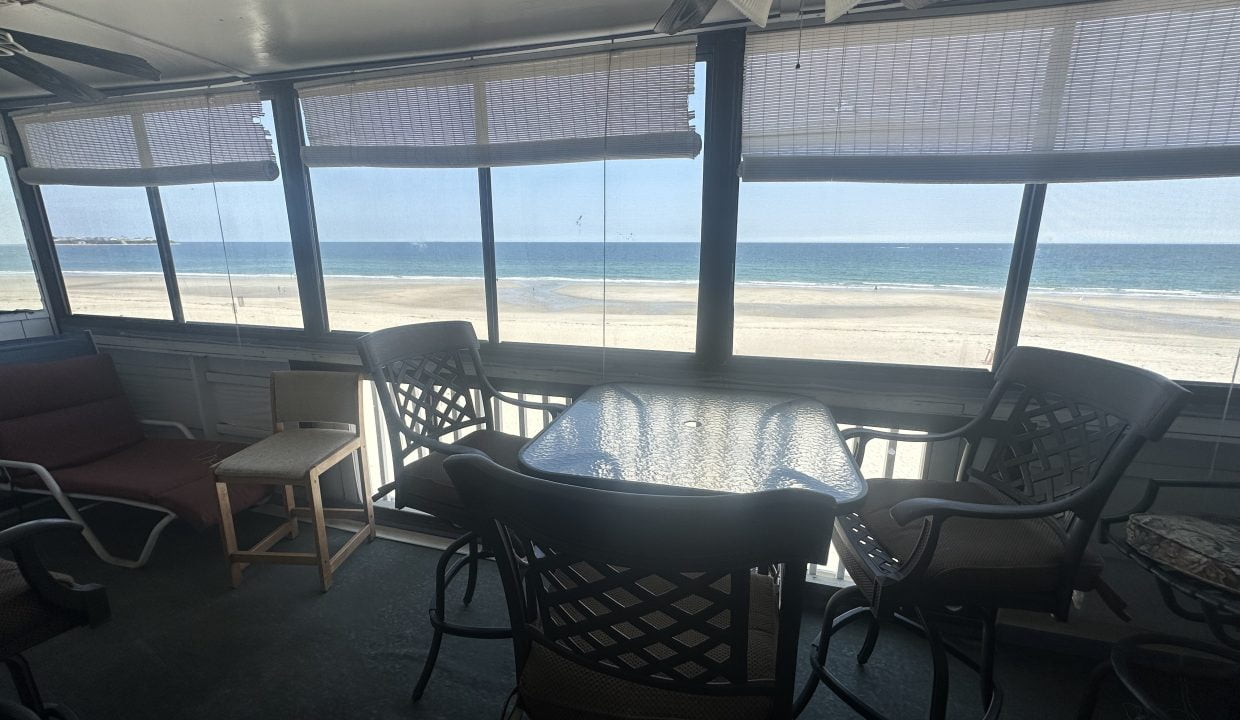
[2,242,1237,297]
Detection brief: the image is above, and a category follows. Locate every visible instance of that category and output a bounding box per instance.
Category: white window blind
[741,0,1240,183]
[296,43,701,169]
[12,89,279,186]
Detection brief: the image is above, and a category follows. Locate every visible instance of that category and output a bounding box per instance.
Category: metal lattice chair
[795,347,1191,720]
[444,454,835,720]
[355,321,564,702]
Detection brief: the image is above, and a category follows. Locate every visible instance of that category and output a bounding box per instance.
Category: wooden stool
[212,371,376,591]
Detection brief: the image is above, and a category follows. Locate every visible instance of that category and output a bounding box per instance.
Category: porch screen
[12,89,279,186]
[296,42,701,168]
[740,0,1240,183]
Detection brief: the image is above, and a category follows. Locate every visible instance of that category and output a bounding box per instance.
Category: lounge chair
[0,343,269,568]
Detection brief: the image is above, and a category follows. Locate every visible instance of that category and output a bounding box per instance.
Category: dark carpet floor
[2,504,1230,719]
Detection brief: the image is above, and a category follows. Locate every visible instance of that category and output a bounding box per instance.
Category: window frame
[0,26,1232,399]
[0,154,48,315]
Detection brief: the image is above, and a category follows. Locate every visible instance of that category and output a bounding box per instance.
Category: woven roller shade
[297,42,701,169]
[741,0,1240,183]
[12,89,279,187]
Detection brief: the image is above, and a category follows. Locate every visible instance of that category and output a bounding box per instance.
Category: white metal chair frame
[0,419,197,569]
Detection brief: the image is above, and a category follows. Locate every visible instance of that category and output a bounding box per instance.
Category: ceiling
[0,0,762,101]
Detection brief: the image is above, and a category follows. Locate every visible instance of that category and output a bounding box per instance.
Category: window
[41,185,171,320]
[159,103,301,328]
[160,180,300,327]
[733,182,1024,367]
[296,43,702,349]
[17,88,282,325]
[1022,178,1240,383]
[311,167,489,336]
[0,159,41,312]
[489,62,705,351]
[490,157,703,350]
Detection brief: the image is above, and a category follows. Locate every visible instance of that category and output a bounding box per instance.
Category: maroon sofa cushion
[15,438,269,530]
[0,354,144,469]
[1,353,269,530]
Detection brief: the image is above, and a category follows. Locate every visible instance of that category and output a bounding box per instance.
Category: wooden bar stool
[212,371,376,591]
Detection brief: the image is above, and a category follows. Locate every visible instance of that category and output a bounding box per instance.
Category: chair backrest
[356,322,493,463]
[0,353,144,470]
[959,347,1190,554]
[270,370,362,432]
[445,454,835,717]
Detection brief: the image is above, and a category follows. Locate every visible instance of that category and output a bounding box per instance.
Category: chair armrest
[0,519,110,626]
[840,426,968,444]
[890,495,1072,526]
[394,426,492,459]
[140,418,195,439]
[1098,476,1240,541]
[878,496,1074,584]
[478,376,567,418]
[840,424,971,467]
[0,459,64,497]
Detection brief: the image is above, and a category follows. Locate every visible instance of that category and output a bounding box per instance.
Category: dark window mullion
[145,186,184,324]
[266,81,330,336]
[695,30,746,367]
[478,167,500,344]
[2,113,70,322]
[992,183,1047,371]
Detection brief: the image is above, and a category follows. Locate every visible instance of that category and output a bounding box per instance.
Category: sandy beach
[8,272,1237,383]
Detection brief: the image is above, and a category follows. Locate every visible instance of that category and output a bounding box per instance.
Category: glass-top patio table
[519,382,867,511]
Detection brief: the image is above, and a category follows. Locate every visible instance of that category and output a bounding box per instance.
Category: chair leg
[215,482,242,588]
[979,607,997,709]
[794,584,867,716]
[5,655,44,713]
[462,536,479,606]
[351,449,376,541]
[282,485,299,539]
[856,614,882,665]
[413,533,473,703]
[917,608,950,720]
[307,475,333,592]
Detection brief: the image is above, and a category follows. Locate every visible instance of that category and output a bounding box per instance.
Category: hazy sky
[3,60,1239,247]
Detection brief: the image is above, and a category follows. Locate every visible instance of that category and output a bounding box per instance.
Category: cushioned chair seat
[517,572,779,720]
[12,438,266,530]
[394,430,528,518]
[213,428,358,481]
[1127,514,1240,595]
[0,559,75,659]
[854,479,1103,601]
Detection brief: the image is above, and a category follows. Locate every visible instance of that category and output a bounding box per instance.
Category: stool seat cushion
[213,429,359,482]
[1127,514,1240,595]
[394,430,528,520]
[850,478,1104,602]
[11,437,260,530]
